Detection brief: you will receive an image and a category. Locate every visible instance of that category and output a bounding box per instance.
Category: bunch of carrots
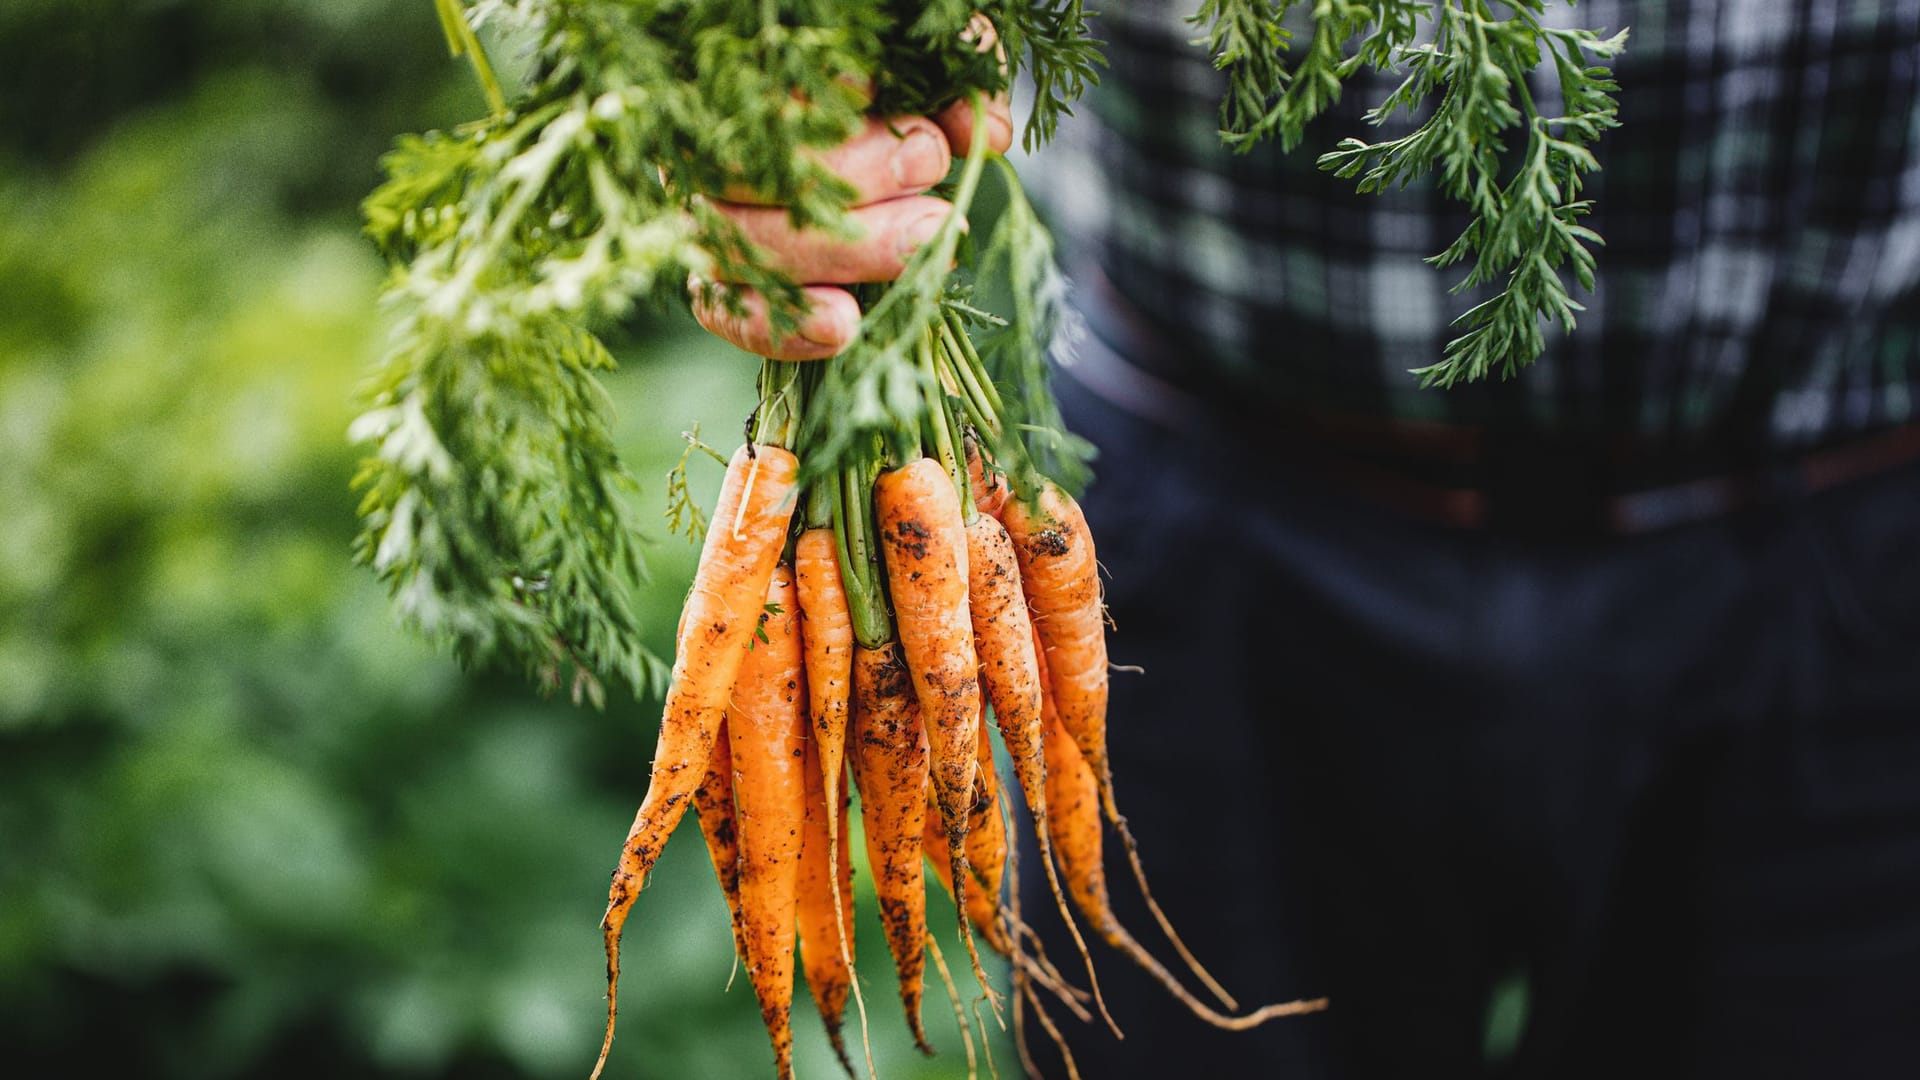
[590,310,1327,1080]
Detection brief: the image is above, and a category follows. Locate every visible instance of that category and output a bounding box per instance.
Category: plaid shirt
[1034,0,1920,449]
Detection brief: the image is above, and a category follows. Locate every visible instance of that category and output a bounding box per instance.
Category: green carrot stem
[753,359,805,450]
[836,457,892,649]
[801,365,834,528]
[917,331,972,522]
[943,308,1003,416]
[937,320,1000,438]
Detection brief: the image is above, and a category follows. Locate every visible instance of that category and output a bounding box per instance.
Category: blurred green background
[0,2,995,1076]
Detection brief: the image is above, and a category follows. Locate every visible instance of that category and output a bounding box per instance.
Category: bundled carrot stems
[588,259,1327,1079]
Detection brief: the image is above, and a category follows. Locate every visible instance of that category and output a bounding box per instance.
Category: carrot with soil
[1004,479,1238,1011]
[593,437,799,1079]
[852,638,936,1053]
[965,500,1116,1035]
[795,470,871,1070]
[875,389,997,1005]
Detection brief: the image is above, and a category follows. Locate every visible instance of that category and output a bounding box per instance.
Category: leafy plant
[1190,0,1628,385]
[356,0,1625,700]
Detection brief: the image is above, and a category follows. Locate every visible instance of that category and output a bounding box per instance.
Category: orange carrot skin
[835,776,853,947]
[793,527,854,826]
[728,565,810,1080]
[1002,482,1110,812]
[692,721,745,964]
[797,728,853,1071]
[922,779,1010,957]
[964,705,1008,933]
[964,513,1048,836]
[602,444,799,935]
[1041,703,1121,945]
[967,445,1010,520]
[874,457,980,851]
[851,640,934,1053]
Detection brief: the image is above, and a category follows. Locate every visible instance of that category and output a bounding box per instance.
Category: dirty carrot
[595,442,799,1079]
[794,520,864,1049]
[851,639,935,1054]
[1003,480,1236,1010]
[961,706,1009,956]
[922,771,1008,957]
[970,512,1115,1034]
[876,454,990,998]
[728,564,811,1079]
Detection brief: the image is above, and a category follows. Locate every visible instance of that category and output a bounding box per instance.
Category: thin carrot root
[1114,810,1239,1011]
[1012,959,1039,1080]
[1019,976,1083,1080]
[1015,952,1093,1025]
[927,934,979,1080]
[838,779,876,1080]
[970,992,1001,1080]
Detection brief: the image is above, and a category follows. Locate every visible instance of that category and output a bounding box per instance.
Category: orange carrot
[968,513,1115,1032]
[960,705,1009,953]
[922,774,1008,955]
[874,456,988,993]
[1000,482,1108,818]
[728,564,810,1080]
[793,527,864,1055]
[851,640,934,1053]
[794,527,854,833]
[966,441,1009,520]
[1004,480,1238,1010]
[798,727,854,1075]
[692,720,745,966]
[596,443,799,1079]
[794,530,856,799]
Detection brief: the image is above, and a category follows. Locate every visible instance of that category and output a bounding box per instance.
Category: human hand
[689,38,1013,360]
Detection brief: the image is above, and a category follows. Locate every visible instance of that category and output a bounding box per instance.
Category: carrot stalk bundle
[594,443,799,1080]
[590,332,1327,1079]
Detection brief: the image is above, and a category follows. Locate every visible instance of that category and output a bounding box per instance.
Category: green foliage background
[0,2,994,1075]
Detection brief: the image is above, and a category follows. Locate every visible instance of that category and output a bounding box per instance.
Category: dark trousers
[1023,364,1920,1079]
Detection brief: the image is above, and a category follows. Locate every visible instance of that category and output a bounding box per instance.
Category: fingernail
[989,111,1014,153]
[889,127,947,189]
[896,208,950,260]
[798,304,855,348]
